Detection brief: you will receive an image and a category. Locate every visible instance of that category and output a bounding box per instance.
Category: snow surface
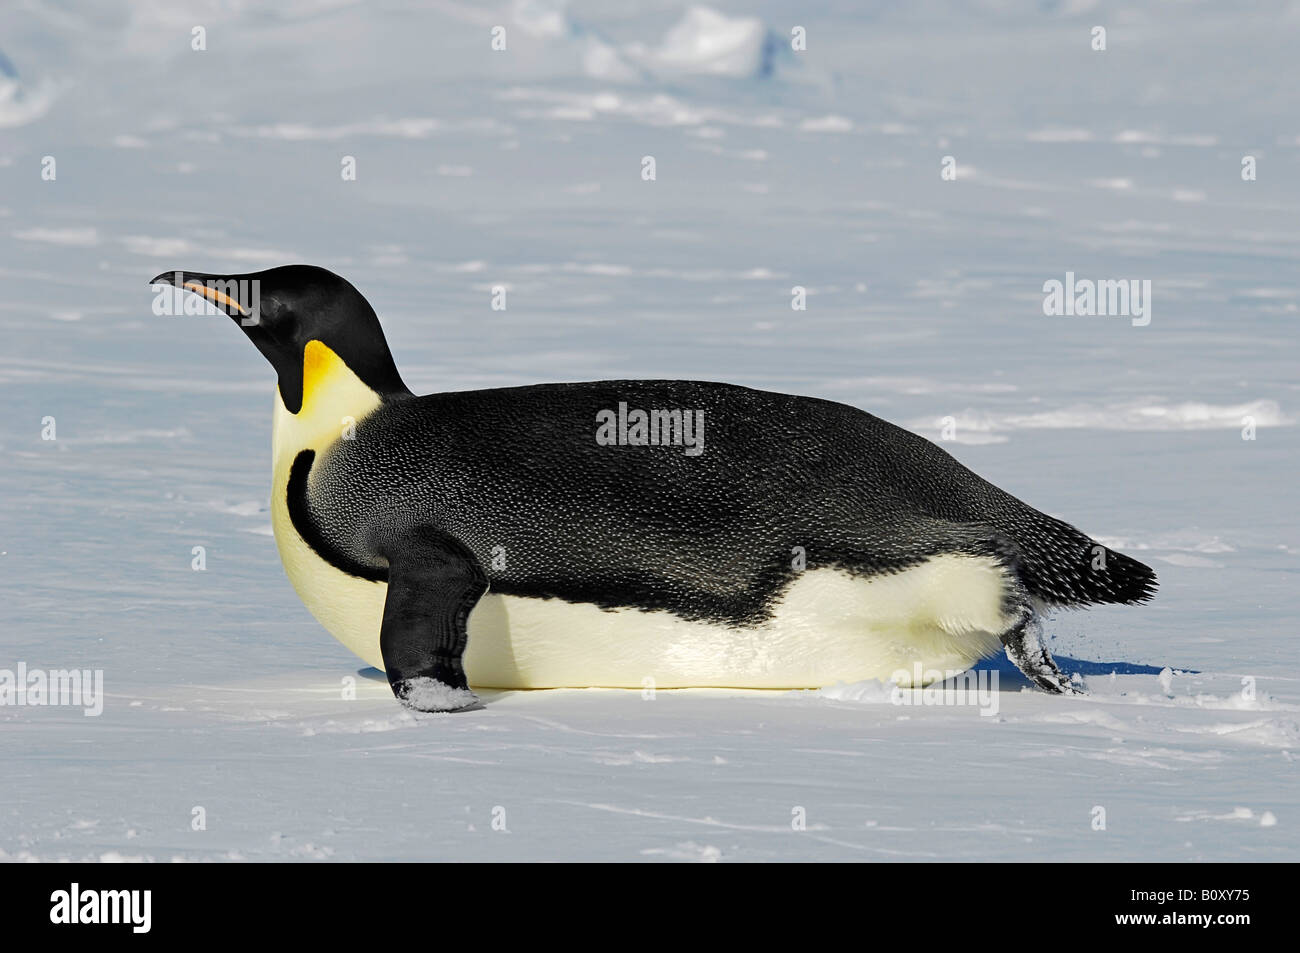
[1,0,1297,861]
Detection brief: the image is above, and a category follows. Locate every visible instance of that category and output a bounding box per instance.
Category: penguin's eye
[255,296,288,329]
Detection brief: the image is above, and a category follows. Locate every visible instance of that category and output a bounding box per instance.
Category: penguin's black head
[150,264,409,413]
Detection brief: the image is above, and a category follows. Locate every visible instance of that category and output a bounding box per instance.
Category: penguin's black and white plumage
[152,265,1157,712]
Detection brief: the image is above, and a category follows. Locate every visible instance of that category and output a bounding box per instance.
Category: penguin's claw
[1000,609,1082,696]
[1030,670,1084,696]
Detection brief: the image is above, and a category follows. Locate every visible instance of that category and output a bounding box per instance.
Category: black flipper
[379,531,488,712]
[999,605,1080,695]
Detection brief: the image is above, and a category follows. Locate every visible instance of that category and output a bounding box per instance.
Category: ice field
[1,0,1297,861]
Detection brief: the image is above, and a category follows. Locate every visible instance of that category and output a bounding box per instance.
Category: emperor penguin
[151,265,1157,712]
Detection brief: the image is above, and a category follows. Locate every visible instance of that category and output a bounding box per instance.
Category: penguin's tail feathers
[996,512,1158,608]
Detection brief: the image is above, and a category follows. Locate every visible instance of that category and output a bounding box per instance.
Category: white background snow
[1,0,1297,861]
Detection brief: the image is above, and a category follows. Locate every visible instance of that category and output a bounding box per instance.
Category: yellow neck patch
[272,339,382,467]
[301,338,344,412]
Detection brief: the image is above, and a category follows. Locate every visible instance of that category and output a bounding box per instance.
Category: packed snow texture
[398,678,480,713]
[1,0,1297,861]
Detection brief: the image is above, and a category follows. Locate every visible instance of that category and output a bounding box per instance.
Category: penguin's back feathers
[303,378,1156,621]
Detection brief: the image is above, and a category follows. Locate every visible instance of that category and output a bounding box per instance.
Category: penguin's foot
[394,676,482,713]
[1000,612,1083,695]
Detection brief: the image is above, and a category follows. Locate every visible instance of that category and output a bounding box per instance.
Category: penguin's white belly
[271,490,1012,688]
[466,559,1011,688]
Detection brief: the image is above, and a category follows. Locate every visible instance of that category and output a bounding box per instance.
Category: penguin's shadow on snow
[972,655,1192,691]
